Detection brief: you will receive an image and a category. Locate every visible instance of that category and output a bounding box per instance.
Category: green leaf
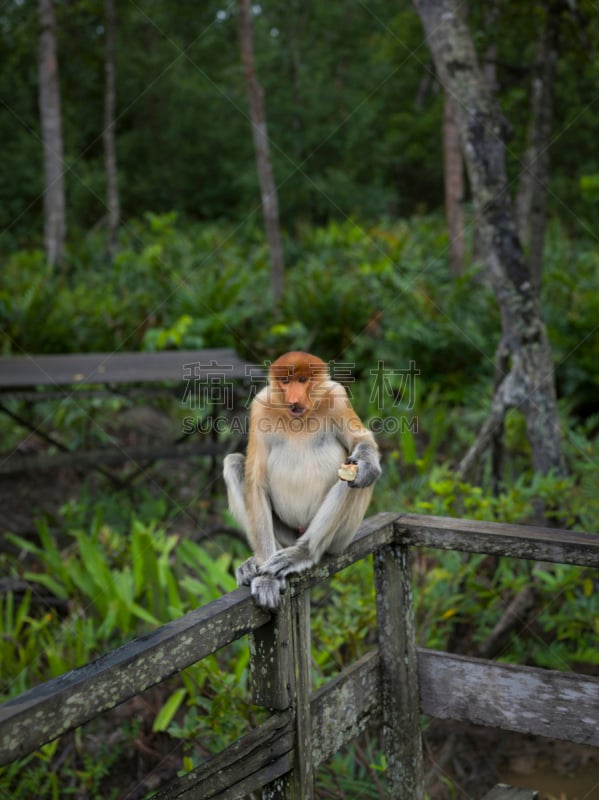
[131,521,160,596]
[153,688,187,733]
[6,532,43,558]
[129,601,161,627]
[23,571,68,600]
[75,530,115,595]
[400,427,418,465]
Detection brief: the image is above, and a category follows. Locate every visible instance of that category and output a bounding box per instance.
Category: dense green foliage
[2,212,598,407]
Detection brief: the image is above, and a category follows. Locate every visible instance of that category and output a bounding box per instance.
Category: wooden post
[289,589,313,798]
[249,587,314,799]
[249,595,291,712]
[374,543,424,799]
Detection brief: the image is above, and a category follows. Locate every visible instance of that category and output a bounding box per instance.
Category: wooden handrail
[396,513,599,567]
[0,589,269,764]
[0,349,248,388]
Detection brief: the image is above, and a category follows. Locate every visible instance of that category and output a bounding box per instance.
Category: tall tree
[443,97,464,276]
[103,0,120,257]
[516,4,559,292]
[413,0,566,482]
[238,0,285,303]
[38,0,66,266]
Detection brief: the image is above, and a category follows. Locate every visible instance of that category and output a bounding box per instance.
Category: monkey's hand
[250,574,286,611]
[345,443,382,489]
[236,556,260,587]
[259,543,313,580]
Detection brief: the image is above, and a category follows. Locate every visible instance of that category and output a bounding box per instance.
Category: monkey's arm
[342,439,381,488]
[333,392,381,489]
[240,460,298,609]
[243,472,283,610]
[242,404,278,561]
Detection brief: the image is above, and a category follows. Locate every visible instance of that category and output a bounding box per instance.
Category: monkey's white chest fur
[266,432,347,531]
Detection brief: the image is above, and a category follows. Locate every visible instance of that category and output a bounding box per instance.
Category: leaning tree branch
[414,0,566,484]
[455,368,514,481]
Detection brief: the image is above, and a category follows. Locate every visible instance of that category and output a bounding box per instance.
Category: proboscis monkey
[223,351,381,610]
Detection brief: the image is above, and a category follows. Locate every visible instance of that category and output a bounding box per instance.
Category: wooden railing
[0,348,250,476]
[1,513,598,799]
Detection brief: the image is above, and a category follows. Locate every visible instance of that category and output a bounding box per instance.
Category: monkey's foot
[250,574,286,611]
[259,545,313,579]
[236,556,260,587]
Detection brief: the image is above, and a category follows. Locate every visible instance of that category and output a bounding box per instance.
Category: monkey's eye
[298,376,308,384]
[280,377,290,384]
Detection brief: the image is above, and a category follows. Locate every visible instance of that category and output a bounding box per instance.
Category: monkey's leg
[259,482,374,579]
[272,511,301,548]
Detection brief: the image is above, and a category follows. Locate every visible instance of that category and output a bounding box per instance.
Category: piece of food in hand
[338,462,359,482]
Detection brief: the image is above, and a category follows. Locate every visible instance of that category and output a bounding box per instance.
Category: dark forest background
[2,1,599,247]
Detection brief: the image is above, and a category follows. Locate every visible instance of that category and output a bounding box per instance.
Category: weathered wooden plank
[0,589,269,765]
[249,598,292,712]
[482,785,538,800]
[418,649,599,746]
[374,543,424,799]
[396,513,599,567]
[0,348,248,388]
[310,649,381,768]
[256,590,315,799]
[152,711,294,800]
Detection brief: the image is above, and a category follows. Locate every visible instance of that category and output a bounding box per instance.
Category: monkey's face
[268,351,329,417]
[275,373,312,416]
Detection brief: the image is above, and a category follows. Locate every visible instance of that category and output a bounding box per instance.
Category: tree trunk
[516,7,559,292]
[38,0,66,267]
[238,0,285,304]
[413,0,566,481]
[443,96,464,276]
[104,0,120,258]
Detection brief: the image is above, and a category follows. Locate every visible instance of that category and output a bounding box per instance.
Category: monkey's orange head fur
[268,351,329,417]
